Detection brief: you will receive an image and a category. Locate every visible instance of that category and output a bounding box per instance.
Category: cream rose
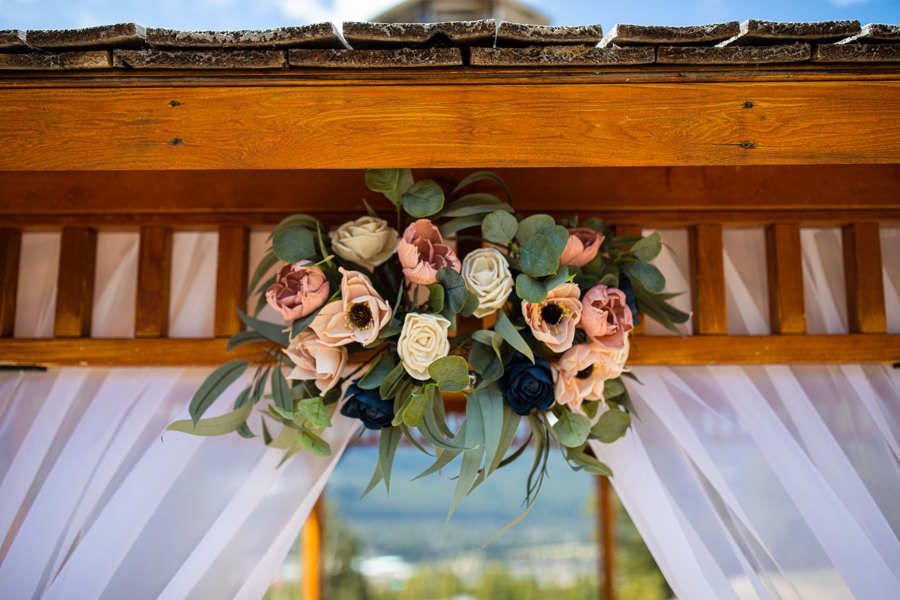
[461,247,514,318]
[397,312,451,380]
[603,335,630,372]
[285,330,348,393]
[331,216,398,268]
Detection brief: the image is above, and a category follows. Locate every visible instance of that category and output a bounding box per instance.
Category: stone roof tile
[146,23,348,49]
[600,22,739,48]
[495,22,603,47]
[26,23,145,50]
[342,20,495,49]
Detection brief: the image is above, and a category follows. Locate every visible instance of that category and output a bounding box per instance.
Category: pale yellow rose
[397,312,451,380]
[331,216,398,268]
[285,330,348,393]
[462,247,513,319]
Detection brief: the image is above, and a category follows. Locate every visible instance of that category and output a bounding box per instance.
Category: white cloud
[277,0,400,24]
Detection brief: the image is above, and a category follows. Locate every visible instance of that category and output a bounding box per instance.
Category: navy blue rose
[498,351,555,416]
[618,274,641,326]
[340,382,394,429]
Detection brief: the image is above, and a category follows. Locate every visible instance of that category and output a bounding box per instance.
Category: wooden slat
[843,223,887,333]
[689,224,727,335]
[766,223,806,334]
[2,335,898,367]
[215,226,249,338]
[0,228,21,337]
[302,495,324,600]
[599,475,617,600]
[53,227,96,338]
[2,80,900,171]
[135,227,172,338]
[614,224,645,336]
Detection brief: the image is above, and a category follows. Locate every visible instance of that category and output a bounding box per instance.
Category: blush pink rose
[554,344,623,410]
[265,261,330,321]
[285,330,348,393]
[522,282,582,354]
[559,228,603,268]
[581,285,634,351]
[311,267,392,347]
[397,219,462,285]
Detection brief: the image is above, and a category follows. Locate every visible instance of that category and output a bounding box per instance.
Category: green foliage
[358,354,397,390]
[459,289,480,317]
[247,251,278,300]
[626,260,666,294]
[189,360,250,426]
[272,225,316,263]
[515,214,555,244]
[493,310,534,363]
[379,362,407,401]
[541,225,569,256]
[632,278,691,335]
[168,397,253,437]
[519,234,561,278]
[378,426,402,495]
[428,355,470,393]
[296,430,331,457]
[226,330,269,352]
[235,307,290,346]
[551,410,591,448]
[402,179,445,218]
[449,393,486,519]
[592,407,632,443]
[514,265,568,304]
[290,304,324,338]
[604,377,626,399]
[451,170,513,203]
[469,337,504,382]
[632,231,662,262]
[436,193,508,218]
[364,168,399,193]
[297,396,332,428]
[482,210,519,244]
[271,367,292,411]
[402,392,428,427]
[436,267,467,313]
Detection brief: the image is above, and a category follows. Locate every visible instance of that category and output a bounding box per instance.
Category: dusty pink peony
[285,330,348,393]
[554,344,623,410]
[311,267,392,347]
[522,282,583,353]
[397,219,462,285]
[581,285,634,351]
[265,260,330,321]
[559,228,603,268]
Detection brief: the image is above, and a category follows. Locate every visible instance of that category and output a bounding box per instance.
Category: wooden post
[0,228,21,337]
[54,228,96,338]
[842,223,887,334]
[135,227,172,338]
[302,494,325,600]
[689,224,727,335]
[215,226,249,338]
[615,224,645,336]
[765,223,806,334]
[599,475,616,600]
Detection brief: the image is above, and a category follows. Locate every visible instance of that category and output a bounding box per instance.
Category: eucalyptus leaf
[515,274,547,304]
[451,171,512,203]
[519,234,560,278]
[233,386,252,409]
[269,214,321,240]
[632,232,662,262]
[439,214,485,237]
[412,421,468,480]
[365,168,399,193]
[235,307,290,346]
[488,402,520,476]
[551,410,591,448]
[436,267,467,314]
[168,397,253,437]
[189,360,250,426]
[448,394,486,520]
[436,194,506,218]
[379,362,407,401]
[402,179,445,218]
[478,384,504,478]
[469,340,503,382]
[226,330,269,352]
[378,426,402,495]
[627,260,666,294]
[515,214,555,244]
[428,355,470,393]
[397,168,415,195]
[581,217,613,241]
[360,459,384,501]
[541,225,569,257]
[631,278,690,335]
[358,354,397,390]
[402,392,428,428]
[459,290,480,318]
[482,210,519,244]
[291,304,324,338]
[599,274,620,288]
[271,367,292,412]
[297,430,332,457]
[592,408,632,443]
[604,378,626,399]
[297,396,332,428]
[272,225,316,263]
[426,283,445,312]
[493,310,534,363]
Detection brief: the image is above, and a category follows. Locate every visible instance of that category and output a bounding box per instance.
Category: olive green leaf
[168,397,253,437]
[459,290,480,318]
[519,234,560,278]
[515,214,555,244]
[591,408,632,443]
[428,355,470,393]
[189,360,250,426]
[541,225,569,256]
[482,210,519,244]
[436,267,467,314]
[402,392,428,428]
[297,430,332,457]
[627,260,666,294]
[402,179,445,218]
[552,410,591,448]
[272,225,316,264]
[358,354,397,390]
[632,232,662,262]
[493,310,534,363]
[365,168,400,193]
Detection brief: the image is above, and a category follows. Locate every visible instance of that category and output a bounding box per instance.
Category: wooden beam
[215,226,249,338]
[689,224,727,335]
[135,227,172,338]
[53,227,96,338]
[302,495,324,600]
[614,224,645,336]
[0,228,20,337]
[766,223,806,334]
[843,223,887,333]
[2,80,900,171]
[599,476,617,600]
[2,335,898,367]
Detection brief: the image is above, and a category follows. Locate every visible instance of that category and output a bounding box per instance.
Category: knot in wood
[167,138,185,146]
[743,101,753,109]
[169,100,181,107]
[739,140,755,150]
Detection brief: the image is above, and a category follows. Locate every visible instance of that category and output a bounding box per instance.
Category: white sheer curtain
[591,227,900,600]
[0,231,359,600]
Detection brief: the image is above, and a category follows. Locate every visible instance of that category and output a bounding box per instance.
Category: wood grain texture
[2,335,897,366]
[215,226,249,337]
[53,227,96,337]
[135,227,172,337]
[766,223,806,334]
[0,228,20,337]
[843,222,887,333]
[2,80,900,170]
[689,224,727,335]
[599,476,617,600]
[614,224,645,335]
[302,495,324,600]
[2,166,898,221]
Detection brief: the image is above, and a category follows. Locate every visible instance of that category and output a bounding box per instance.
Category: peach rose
[555,344,623,410]
[285,330,348,393]
[522,282,582,353]
[559,228,603,268]
[582,285,634,351]
[311,267,392,347]
[397,219,462,285]
[265,260,330,321]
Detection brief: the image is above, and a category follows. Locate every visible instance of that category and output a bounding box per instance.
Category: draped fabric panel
[591,228,900,600]
[1,227,898,599]
[0,233,359,600]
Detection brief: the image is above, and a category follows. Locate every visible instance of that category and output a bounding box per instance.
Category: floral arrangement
[168,170,689,539]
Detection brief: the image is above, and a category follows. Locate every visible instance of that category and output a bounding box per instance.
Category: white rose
[331,216,398,268]
[461,247,514,318]
[397,312,451,380]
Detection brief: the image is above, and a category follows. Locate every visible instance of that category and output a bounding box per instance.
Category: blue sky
[1,0,898,33]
